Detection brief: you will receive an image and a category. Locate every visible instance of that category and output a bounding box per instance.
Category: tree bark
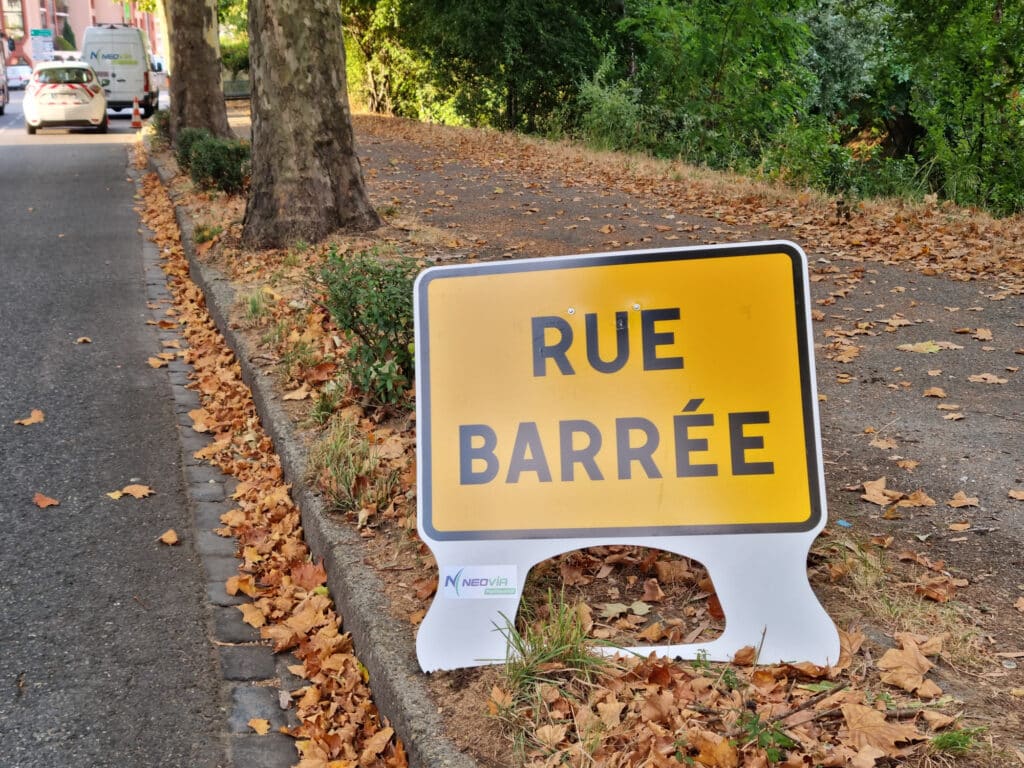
[242,0,379,248]
[165,0,232,140]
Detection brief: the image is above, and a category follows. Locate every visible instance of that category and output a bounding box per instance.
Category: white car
[7,65,32,89]
[24,61,108,135]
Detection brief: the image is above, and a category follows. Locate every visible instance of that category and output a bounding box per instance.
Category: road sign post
[414,241,839,671]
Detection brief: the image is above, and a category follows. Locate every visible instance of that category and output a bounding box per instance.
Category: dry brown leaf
[840,703,922,755]
[358,725,395,763]
[282,384,310,401]
[896,489,935,508]
[1009,489,1024,501]
[922,387,946,398]
[640,578,666,602]
[947,490,979,508]
[861,477,903,506]
[158,529,179,545]
[147,356,168,368]
[121,484,154,499]
[948,521,971,532]
[14,409,45,426]
[238,603,267,628]
[534,723,567,750]
[248,718,271,735]
[967,372,1007,384]
[75,336,92,344]
[33,492,59,508]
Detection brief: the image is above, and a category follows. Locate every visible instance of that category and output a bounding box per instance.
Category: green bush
[150,109,171,142]
[220,41,250,80]
[319,249,419,407]
[174,127,213,171]
[188,136,251,194]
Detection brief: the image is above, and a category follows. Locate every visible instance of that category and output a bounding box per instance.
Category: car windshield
[35,68,93,84]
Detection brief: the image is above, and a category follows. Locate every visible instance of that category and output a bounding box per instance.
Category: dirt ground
[189,105,1023,766]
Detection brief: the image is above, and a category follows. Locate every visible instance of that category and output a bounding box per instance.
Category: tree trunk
[165,0,232,140]
[242,0,380,248]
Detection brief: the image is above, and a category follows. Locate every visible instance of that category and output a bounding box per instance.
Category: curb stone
[146,151,478,768]
[137,179,307,768]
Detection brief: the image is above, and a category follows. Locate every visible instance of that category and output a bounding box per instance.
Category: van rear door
[86,34,145,109]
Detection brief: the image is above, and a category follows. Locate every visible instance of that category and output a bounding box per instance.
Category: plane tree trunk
[165,0,232,140]
[242,0,380,248]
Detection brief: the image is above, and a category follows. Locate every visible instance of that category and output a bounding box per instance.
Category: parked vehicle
[0,58,8,115]
[81,24,159,117]
[7,64,32,89]
[23,61,108,135]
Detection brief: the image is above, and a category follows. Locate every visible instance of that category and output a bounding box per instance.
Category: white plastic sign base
[414,242,839,672]
[416,531,838,672]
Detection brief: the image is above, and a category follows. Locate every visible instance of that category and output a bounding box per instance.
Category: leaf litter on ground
[134,110,1024,767]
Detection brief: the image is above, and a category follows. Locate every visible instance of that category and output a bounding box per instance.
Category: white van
[81,24,159,117]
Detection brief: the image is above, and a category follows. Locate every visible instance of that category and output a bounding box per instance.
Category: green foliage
[150,109,171,142]
[929,726,986,755]
[737,711,798,763]
[339,0,1024,216]
[188,136,251,194]
[220,40,250,79]
[61,19,75,48]
[217,0,248,41]
[319,249,418,407]
[175,127,213,171]
[193,223,223,244]
[399,0,621,131]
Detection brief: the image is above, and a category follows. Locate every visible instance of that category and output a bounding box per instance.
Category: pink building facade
[2,0,165,67]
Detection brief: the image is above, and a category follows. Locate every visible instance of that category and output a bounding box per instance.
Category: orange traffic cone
[131,96,142,129]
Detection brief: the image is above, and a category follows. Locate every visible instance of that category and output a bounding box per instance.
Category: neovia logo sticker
[441,565,518,598]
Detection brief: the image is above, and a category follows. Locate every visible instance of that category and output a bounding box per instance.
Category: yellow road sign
[415,242,823,540]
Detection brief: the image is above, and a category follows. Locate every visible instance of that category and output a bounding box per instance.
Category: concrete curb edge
[147,153,478,768]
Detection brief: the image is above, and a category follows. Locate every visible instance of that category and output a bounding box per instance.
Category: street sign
[414,241,838,671]
[30,29,54,62]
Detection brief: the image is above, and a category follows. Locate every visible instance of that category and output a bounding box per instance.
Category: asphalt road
[0,92,225,767]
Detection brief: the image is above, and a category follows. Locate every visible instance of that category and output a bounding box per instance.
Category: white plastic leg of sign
[416,533,840,672]
[595,533,842,667]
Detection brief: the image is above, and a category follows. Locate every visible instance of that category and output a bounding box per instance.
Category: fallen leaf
[840,703,923,754]
[33,492,59,508]
[967,373,1007,384]
[147,357,168,368]
[1015,597,1024,613]
[896,341,941,353]
[159,529,180,545]
[640,578,666,602]
[877,641,933,693]
[75,336,92,344]
[282,384,310,401]
[947,521,971,532]
[922,387,946,398]
[121,484,155,499]
[870,436,898,450]
[947,491,979,508]
[896,489,935,508]
[1009,489,1024,501]
[14,409,45,426]
[248,718,271,735]
[239,603,267,628]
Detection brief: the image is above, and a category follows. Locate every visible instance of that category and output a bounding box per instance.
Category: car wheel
[97,115,108,134]
[26,123,36,135]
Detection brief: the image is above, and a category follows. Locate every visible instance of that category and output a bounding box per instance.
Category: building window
[3,0,26,42]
